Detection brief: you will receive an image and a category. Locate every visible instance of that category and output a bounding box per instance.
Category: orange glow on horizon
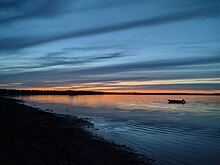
[5,78,219,94]
[11,87,220,94]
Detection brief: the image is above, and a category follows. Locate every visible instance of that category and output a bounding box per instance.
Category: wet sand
[0,97,154,165]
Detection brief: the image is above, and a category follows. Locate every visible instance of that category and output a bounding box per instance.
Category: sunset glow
[0,0,219,93]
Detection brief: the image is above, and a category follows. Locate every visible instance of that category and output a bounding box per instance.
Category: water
[18,95,220,165]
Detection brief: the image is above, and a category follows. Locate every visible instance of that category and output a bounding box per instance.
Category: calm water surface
[19,95,220,165]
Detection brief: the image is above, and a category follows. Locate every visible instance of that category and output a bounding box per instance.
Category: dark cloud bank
[0,2,220,52]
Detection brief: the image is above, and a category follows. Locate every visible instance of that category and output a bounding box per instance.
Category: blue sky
[0,0,220,91]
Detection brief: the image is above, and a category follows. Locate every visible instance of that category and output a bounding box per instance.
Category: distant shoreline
[103,92,220,96]
[0,89,220,96]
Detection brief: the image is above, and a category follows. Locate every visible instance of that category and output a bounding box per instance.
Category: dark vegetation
[0,89,103,96]
[0,89,219,96]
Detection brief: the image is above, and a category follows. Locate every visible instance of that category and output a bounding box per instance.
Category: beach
[0,97,153,165]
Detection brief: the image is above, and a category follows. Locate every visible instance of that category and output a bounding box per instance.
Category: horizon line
[1,89,220,96]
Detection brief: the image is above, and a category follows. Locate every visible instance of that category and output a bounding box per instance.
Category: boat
[168,99,186,104]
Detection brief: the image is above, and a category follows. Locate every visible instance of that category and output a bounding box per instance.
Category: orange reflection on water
[21,94,220,112]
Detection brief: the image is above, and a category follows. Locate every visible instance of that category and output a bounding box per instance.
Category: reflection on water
[19,95,220,165]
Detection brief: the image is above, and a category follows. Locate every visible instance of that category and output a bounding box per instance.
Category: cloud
[3,78,220,90]
[65,0,146,12]
[1,1,220,91]
[0,47,126,71]
[0,0,25,9]
[126,84,220,90]
[0,0,146,25]
[38,51,125,67]
[0,0,72,24]
[1,3,220,52]
[1,54,220,83]
[62,54,220,75]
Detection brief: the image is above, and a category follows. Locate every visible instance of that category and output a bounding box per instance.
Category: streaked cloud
[1,3,220,52]
[0,0,220,91]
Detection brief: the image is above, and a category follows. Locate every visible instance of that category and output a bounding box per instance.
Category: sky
[0,0,220,92]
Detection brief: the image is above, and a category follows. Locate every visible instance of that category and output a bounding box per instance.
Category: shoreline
[1,89,220,96]
[0,97,154,165]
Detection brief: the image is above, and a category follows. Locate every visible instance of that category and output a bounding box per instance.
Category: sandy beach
[0,97,153,165]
